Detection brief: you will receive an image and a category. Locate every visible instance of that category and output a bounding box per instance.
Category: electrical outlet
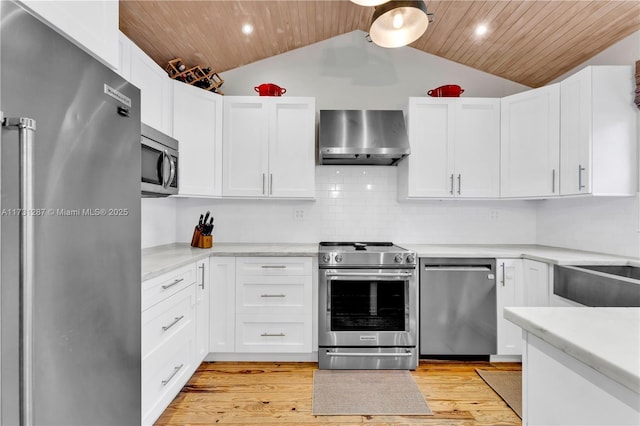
[489,210,499,221]
[293,208,305,221]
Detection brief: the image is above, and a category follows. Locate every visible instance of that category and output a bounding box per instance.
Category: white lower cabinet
[210,256,313,357]
[496,259,524,355]
[194,259,210,365]
[210,257,236,352]
[141,264,197,426]
[496,259,550,356]
[523,259,550,307]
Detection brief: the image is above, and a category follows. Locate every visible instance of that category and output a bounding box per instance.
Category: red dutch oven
[254,83,287,96]
[427,84,464,97]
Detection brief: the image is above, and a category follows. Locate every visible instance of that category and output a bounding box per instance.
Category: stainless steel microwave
[141,123,178,197]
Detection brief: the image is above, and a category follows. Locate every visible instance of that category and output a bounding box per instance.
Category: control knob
[322,254,331,263]
[406,254,415,264]
[394,254,403,263]
[335,254,343,263]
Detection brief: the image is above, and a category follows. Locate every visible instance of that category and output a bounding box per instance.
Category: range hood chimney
[318,110,410,166]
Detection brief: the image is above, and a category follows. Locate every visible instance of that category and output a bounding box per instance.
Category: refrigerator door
[1,2,141,425]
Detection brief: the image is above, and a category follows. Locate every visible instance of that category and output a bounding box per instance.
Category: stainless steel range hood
[319,110,410,166]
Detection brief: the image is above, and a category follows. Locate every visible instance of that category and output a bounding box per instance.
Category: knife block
[191,226,213,248]
[199,235,212,249]
[190,226,202,248]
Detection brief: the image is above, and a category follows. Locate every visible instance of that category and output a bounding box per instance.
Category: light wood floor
[155,360,522,425]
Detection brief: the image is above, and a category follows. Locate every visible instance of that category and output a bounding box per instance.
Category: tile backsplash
[171,166,537,246]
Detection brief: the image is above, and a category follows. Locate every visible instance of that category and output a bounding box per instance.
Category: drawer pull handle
[261,265,287,269]
[162,315,184,331]
[161,278,184,290]
[161,364,184,386]
[260,332,285,337]
[260,294,286,298]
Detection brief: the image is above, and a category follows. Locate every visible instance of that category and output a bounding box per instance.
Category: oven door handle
[325,272,413,280]
[326,350,413,357]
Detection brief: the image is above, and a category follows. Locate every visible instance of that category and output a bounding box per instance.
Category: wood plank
[154,361,522,425]
[119,1,640,87]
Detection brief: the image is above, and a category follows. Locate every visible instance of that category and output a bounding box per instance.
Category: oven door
[318,268,417,347]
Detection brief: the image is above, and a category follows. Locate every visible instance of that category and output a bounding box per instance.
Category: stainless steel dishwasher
[419,258,497,355]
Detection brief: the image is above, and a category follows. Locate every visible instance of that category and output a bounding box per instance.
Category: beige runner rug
[312,370,432,416]
[476,369,522,418]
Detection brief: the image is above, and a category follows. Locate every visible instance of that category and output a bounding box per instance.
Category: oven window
[330,280,406,331]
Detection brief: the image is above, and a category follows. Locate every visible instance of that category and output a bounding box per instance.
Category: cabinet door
[125,35,173,135]
[523,260,549,307]
[454,99,500,198]
[496,259,524,355]
[222,98,269,197]
[210,257,236,353]
[405,98,455,198]
[174,81,223,196]
[501,84,560,198]
[20,0,119,69]
[560,67,591,195]
[268,98,316,198]
[194,259,210,364]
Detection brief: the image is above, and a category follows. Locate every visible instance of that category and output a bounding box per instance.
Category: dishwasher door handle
[423,266,492,272]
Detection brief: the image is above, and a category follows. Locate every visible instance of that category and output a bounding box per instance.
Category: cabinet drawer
[142,285,195,358]
[142,263,197,310]
[235,314,311,353]
[237,277,309,315]
[142,323,194,425]
[236,257,312,276]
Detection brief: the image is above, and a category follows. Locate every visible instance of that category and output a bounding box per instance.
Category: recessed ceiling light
[475,24,488,36]
[242,24,254,35]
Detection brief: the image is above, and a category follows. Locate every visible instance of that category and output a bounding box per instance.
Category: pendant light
[350,0,387,5]
[369,0,429,48]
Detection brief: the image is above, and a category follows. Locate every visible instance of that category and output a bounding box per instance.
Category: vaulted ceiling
[120,0,640,88]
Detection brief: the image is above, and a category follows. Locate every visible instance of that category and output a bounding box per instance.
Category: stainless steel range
[318,242,418,369]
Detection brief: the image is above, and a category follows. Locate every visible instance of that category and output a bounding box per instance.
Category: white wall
[536,30,640,258]
[141,198,177,248]
[221,30,529,108]
[175,166,537,244]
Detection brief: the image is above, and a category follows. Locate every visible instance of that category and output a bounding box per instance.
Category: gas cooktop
[318,242,416,268]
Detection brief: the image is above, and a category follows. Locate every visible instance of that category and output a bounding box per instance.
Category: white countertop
[142,242,638,282]
[504,307,640,394]
[399,244,638,265]
[142,242,318,281]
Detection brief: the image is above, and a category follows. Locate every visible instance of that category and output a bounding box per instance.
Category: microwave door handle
[167,154,176,189]
[162,150,171,188]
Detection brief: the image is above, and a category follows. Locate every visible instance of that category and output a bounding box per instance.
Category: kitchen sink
[577,265,640,280]
[553,265,640,307]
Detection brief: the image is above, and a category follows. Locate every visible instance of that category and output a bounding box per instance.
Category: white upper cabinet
[501,84,560,198]
[223,97,315,198]
[453,99,501,198]
[173,81,223,197]
[401,99,452,198]
[222,97,270,197]
[560,66,637,196]
[400,97,500,198]
[19,0,119,69]
[268,99,316,198]
[119,33,173,136]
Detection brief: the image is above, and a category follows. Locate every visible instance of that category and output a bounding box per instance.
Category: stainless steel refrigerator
[1,2,141,425]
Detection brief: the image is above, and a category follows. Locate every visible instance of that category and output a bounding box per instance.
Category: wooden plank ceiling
[120,0,640,88]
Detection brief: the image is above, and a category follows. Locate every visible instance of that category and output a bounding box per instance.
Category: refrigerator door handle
[2,114,37,426]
